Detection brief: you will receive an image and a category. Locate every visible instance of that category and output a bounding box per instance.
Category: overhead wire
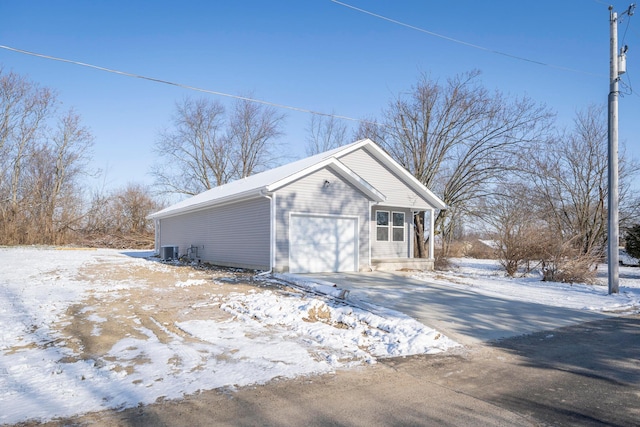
[0,44,383,128]
[620,8,632,45]
[330,0,603,78]
[0,1,629,122]
[618,5,639,98]
[620,79,639,97]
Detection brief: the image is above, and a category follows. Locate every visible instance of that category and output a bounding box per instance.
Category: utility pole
[608,5,620,295]
[608,4,635,295]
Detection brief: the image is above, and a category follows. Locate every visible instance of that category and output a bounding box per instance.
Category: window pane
[377,227,389,241]
[376,211,389,226]
[393,228,404,241]
[393,212,404,227]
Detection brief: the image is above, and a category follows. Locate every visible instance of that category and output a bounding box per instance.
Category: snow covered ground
[413,257,640,314]
[1,248,638,425]
[0,247,456,425]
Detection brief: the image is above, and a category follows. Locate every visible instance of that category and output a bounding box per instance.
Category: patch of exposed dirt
[303,304,332,323]
[57,256,278,364]
[302,302,350,329]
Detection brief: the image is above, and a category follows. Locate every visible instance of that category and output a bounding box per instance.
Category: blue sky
[1,1,638,192]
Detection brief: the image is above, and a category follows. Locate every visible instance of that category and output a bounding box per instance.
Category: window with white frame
[376,211,405,242]
[392,212,405,242]
[376,211,389,241]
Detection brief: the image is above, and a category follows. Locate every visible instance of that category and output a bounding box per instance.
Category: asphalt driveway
[303,271,612,346]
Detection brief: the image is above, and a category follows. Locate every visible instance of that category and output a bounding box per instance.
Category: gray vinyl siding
[158,196,270,270]
[274,166,371,272]
[339,147,431,209]
[371,207,412,258]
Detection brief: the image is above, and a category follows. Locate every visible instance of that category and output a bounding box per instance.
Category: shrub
[433,248,452,271]
[496,224,547,277]
[625,224,640,260]
[540,237,600,284]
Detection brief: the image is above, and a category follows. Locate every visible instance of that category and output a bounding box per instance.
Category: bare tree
[83,189,117,236]
[525,104,638,261]
[153,96,286,196]
[484,105,638,282]
[227,97,285,179]
[16,109,94,244]
[357,71,553,258]
[0,69,82,244]
[152,98,228,196]
[305,113,348,155]
[49,110,93,240]
[0,68,164,247]
[0,70,55,240]
[481,185,546,276]
[80,183,160,248]
[113,183,159,235]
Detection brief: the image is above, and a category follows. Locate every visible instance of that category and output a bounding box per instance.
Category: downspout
[258,191,276,275]
[368,201,373,270]
[155,219,161,256]
[429,208,435,260]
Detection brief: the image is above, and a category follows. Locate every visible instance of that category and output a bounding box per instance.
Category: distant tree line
[484,104,640,281]
[0,68,159,247]
[4,65,640,282]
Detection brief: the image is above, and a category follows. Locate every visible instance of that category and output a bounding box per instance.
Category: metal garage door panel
[290,215,357,273]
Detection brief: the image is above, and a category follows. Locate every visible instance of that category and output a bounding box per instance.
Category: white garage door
[289,214,358,273]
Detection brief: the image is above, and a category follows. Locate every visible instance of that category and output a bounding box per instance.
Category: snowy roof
[149,139,446,219]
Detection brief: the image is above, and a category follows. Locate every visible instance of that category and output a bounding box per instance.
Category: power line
[620,8,633,44]
[0,44,379,127]
[621,73,640,98]
[620,5,640,99]
[330,0,603,78]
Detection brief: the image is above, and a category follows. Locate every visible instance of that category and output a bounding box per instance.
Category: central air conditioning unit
[161,245,179,261]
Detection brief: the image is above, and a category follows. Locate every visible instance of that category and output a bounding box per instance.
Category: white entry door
[289,214,358,273]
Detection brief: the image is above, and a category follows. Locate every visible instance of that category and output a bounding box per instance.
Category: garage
[289,214,358,273]
[150,139,446,273]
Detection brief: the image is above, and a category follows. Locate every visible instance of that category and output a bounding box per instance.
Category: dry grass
[446,240,497,259]
[304,304,332,323]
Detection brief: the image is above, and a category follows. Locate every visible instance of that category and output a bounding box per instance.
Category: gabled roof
[329,139,447,211]
[267,156,386,202]
[149,139,445,219]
